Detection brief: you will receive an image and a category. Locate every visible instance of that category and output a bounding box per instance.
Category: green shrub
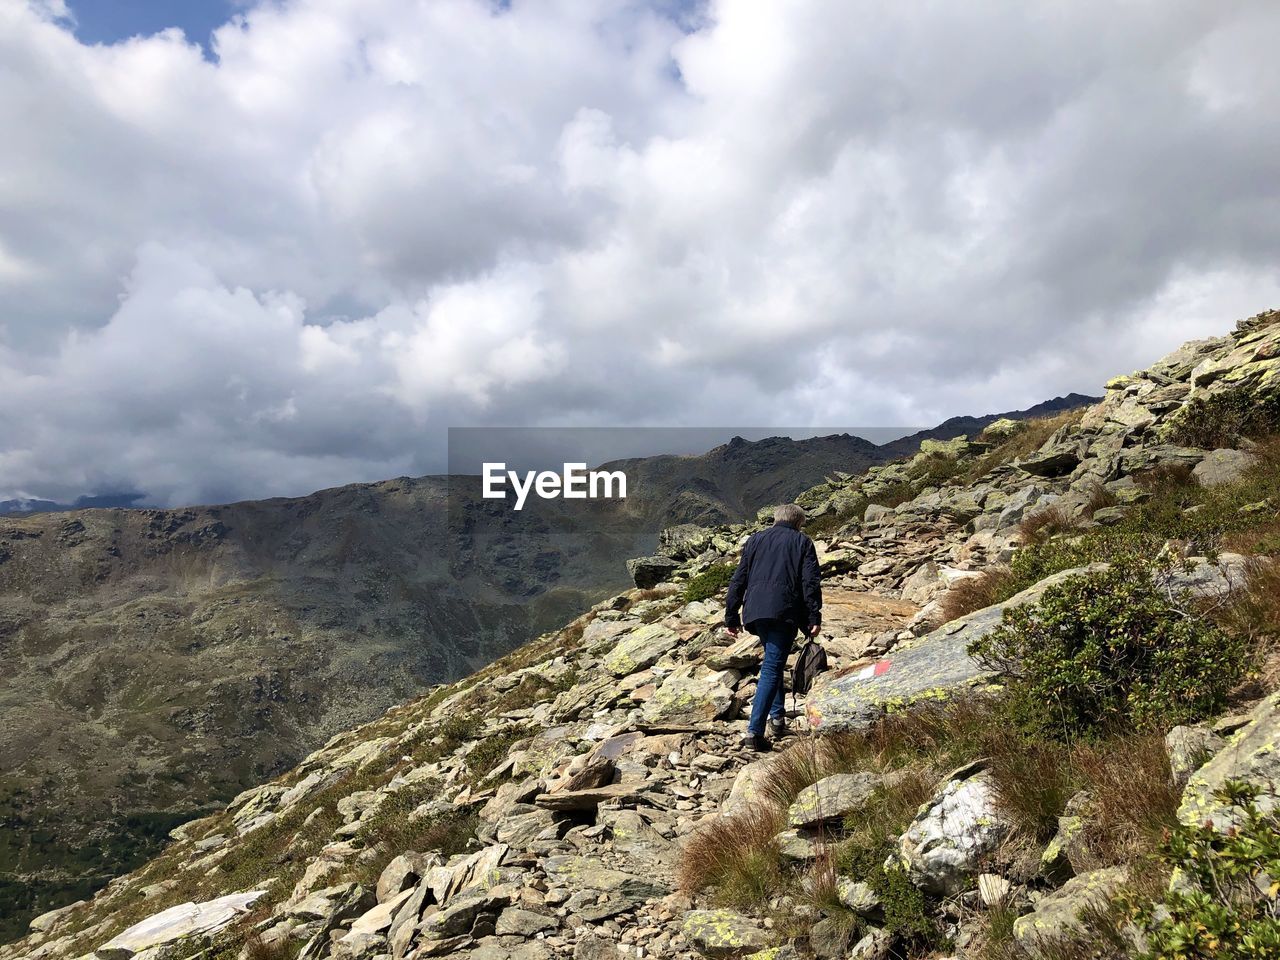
[684,562,737,603]
[1165,388,1280,449]
[1136,793,1280,959]
[970,559,1249,738]
[840,844,943,953]
[464,724,530,784]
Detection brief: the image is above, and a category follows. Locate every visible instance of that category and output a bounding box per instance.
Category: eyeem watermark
[482,462,627,511]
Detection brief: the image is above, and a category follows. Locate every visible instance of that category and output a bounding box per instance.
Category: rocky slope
[7,308,1276,960]
[3,407,1113,940]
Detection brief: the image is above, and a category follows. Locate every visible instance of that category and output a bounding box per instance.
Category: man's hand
[807,623,821,638]
[726,625,741,638]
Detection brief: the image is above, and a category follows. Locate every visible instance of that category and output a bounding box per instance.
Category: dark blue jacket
[724,522,822,632]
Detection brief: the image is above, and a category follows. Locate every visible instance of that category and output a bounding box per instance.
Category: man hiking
[724,503,823,752]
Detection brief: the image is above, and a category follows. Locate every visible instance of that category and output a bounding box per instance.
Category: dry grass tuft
[1218,556,1280,641]
[677,807,786,910]
[937,567,1017,624]
[987,736,1076,843]
[753,739,829,811]
[1083,481,1118,518]
[1019,504,1085,546]
[1072,735,1180,868]
[241,935,297,960]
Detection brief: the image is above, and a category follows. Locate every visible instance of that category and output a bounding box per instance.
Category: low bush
[839,839,943,954]
[1165,387,1280,449]
[356,796,476,872]
[909,452,966,487]
[970,559,1249,738]
[1135,794,1280,959]
[464,724,531,784]
[868,480,920,509]
[806,497,868,537]
[683,563,737,603]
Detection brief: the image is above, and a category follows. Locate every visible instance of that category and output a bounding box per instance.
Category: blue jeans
[747,620,796,736]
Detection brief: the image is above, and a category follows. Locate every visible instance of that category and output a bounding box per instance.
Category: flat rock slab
[534,782,640,811]
[807,565,1108,731]
[96,891,266,959]
[1013,867,1127,944]
[788,772,880,828]
[541,856,669,899]
[603,623,680,676]
[822,587,919,636]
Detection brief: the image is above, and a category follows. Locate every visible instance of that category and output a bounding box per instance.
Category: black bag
[791,640,829,698]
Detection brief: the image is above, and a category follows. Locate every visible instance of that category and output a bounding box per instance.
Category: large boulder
[626,555,680,588]
[682,909,770,957]
[658,524,714,560]
[1179,691,1280,832]
[1193,448,1259,488]
[898,769,1013,895]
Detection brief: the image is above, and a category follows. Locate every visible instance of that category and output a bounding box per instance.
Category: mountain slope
[0,413,1094,939]
[5,309,1275,960]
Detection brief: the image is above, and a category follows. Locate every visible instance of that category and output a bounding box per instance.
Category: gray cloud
[1,0,1277,505]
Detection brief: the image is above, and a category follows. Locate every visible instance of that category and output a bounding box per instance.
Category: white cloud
[0,0,1278,504]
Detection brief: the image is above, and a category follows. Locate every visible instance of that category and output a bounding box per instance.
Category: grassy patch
[987,737,1077,843]
[683,563,737,603]
[1072,735,1180,869]
[964,410,1088,484]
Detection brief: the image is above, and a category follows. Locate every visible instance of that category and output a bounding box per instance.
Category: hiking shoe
[741,734,772,753]
[768,717,786,739]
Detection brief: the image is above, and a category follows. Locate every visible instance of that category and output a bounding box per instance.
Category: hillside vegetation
[6,309,1280,960]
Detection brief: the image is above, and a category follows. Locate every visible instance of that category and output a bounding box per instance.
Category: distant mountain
[0,397,1096,938]
[0,494,144,516]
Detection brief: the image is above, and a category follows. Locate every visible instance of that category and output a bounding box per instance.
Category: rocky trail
[8,309,1280,960]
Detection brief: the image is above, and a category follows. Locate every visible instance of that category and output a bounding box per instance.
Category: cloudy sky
[2,0,1278,506]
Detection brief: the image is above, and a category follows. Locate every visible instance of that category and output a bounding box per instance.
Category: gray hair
[773,503,806,528]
